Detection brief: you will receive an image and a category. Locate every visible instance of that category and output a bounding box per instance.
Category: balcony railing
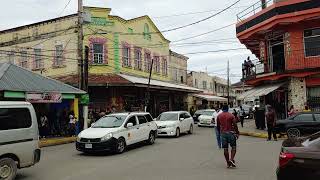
[242,48,320,80]
[237,0,274,22]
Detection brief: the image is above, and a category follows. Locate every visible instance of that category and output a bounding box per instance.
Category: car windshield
[201,111,215,116]
[157,113,179,121]
[92,115,127,128]
[194,110,204,115]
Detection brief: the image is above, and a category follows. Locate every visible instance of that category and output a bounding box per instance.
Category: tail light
[279,152,295,168]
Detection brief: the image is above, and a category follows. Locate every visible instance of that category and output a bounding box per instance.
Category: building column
[288,77,307,111]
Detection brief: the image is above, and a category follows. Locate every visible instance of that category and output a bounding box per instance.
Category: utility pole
[227,60,230,106]
[84,46,89,92]
[145,58,154,112]
[78,0,84,89]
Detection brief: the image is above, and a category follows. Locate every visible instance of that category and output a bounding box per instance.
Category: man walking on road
[217,105,240,168]
[265,105,277,141]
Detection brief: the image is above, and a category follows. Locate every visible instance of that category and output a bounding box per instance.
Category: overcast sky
[0,0,257,83]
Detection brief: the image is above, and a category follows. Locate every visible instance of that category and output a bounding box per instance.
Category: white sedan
[198,109,217,127]
[155,111,194,137]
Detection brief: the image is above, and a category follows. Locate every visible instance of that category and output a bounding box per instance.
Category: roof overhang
[237,82,285,100]
[193,94,227,102]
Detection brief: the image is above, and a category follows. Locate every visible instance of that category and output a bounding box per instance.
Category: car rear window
[0,108,32,130]
[144,114,153,122]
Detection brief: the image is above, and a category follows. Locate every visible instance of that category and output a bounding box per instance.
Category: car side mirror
[179,118,184,121]
[127,123,134,128]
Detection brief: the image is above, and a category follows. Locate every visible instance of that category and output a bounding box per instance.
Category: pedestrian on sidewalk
[217,105,240,168]
[265,105,277,141]
[288,105,297,117]
[239,106,245,127]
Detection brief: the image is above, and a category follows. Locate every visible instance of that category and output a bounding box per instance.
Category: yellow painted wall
[83,7,171,81]
[0,16,78,78]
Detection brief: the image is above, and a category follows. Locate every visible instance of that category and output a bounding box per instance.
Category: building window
[54,45,64,66]
[144,23,151,41]
[34,49,43,69]
[93,43,103,64]
[195,79,198,88]
[154,56,160,73]
[304,28,320,57]
[20,51,28,68]
[210,82,213,90]
[122,45,131,67]
[203,81,207,89]
[134,48,142,70]
[162,58,168,76]
[144,52,151,72]
[181,76,184,83]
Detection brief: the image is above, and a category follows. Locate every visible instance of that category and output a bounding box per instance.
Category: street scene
[1,0,320,180]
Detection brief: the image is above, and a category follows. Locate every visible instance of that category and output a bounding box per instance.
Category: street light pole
[78,0,84,89]
[145,58,154,112]
[227,60,230,106]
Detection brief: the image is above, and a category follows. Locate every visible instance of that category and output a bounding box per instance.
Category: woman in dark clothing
[265,105,277,141]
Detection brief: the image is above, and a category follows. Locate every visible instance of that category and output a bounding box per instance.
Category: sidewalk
[239,120,268,139]
[39,137,76,148]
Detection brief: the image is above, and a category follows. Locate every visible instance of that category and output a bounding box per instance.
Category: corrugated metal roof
[119,74,202,92]
[0,63,86,94]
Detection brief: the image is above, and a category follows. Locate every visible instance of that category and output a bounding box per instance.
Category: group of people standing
[242,56,255,77]
[38,110,79,138]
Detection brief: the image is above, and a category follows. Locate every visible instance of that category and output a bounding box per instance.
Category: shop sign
[80,94,90,105]
[26,93,62,103]
[91,17,114,26]
[256,63,265,74]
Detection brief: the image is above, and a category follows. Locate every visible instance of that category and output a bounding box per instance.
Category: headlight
[76,133,82,142]
[101,133,113,141]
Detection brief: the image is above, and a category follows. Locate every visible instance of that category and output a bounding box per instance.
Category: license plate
[85,144,92,149]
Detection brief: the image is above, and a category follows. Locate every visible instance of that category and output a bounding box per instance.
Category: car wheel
[188,124,193,134]
[0,158,17,180]
[115,138,126,154]
[175,128,180,138]
[287,128,301,139]
[147,132,155,145]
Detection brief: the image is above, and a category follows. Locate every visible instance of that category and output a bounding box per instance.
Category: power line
[58,0,73,16]
[161,0,241,33]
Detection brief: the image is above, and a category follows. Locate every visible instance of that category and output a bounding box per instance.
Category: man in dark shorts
[217,105,240,168]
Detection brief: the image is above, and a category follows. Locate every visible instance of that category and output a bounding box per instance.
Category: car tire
[115,138,126,154]
[287,128,301,139]
[0,158,17,180]
[175,128,180,138]
[147,131,156,145]
[188,124,193,134]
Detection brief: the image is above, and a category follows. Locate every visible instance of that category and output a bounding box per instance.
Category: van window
[0,108,32,130]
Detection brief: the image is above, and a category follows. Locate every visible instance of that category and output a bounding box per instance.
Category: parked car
[239,104,253,119]
[156,111,194,137]
[198,109,217,127]
[276,132,320,180]
[275,112,320,138]
[76,112,157,154]
[193,110,205,123]
[0,102,41,180]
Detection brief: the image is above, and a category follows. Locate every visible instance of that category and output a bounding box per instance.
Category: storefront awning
[193,94,228,102]
[0,63,86,95]
[237,83,284,100]
[119,74,202,93]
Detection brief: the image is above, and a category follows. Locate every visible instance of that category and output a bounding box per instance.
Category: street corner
[39,137,76,148]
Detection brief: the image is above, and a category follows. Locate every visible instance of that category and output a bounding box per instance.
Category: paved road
[17,126,282,180]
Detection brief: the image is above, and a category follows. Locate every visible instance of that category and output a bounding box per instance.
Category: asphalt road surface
[17,126,282,180]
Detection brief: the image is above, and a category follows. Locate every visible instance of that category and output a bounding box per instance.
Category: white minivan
[0,102,41,180]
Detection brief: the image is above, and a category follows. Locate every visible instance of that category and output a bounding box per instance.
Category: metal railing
[237,0,274,22]
[242,48,320,80]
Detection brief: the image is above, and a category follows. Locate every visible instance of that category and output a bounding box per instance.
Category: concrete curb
[39,137,76,148]
[240,131,268,139]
